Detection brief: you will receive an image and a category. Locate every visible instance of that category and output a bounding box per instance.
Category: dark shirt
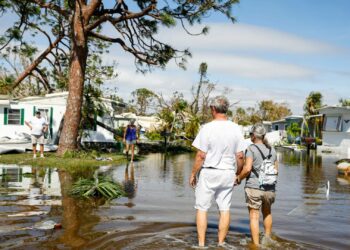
[125,125,137,141]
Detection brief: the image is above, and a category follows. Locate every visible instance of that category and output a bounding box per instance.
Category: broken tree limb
[10,34,64,91]
[95,120,119,135]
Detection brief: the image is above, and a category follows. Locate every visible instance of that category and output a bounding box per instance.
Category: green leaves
[0,72,15,94]
[160,12,176,27]
[304,91,323,115]
[70,176,125,199]
[131,88,157,115]
[287,122,301,139]
[339,98,350,107]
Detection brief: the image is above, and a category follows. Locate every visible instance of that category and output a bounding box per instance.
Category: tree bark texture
[57,1,88,155]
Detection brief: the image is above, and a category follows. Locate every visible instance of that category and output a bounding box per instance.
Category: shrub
[145,131,162,141]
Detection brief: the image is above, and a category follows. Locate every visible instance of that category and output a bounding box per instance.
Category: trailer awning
[307,114,323,118]
[0,100,10,105]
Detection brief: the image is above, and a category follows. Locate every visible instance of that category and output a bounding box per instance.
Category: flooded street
[0,151,350,249]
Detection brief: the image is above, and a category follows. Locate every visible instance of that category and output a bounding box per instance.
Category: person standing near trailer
[25,111,48,158]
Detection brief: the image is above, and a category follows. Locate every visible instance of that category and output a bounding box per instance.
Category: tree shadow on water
[54,170,102,249]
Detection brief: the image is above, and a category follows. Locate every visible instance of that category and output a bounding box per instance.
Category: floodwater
[0,150,349,249]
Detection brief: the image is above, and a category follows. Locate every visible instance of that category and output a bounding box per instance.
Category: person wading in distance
[123,118,138,162]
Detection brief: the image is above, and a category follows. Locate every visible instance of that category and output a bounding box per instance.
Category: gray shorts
[195,168,236,211]
[31,135,44,145]
[245,187,275,210]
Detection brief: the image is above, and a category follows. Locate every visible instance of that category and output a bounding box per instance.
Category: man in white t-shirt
[189,96,246,247]
[25,111,48,158]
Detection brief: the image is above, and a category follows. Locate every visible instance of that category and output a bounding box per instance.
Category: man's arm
[25,121,32,130]
[43,122,48,132]
[235,151,244,175]
[189,150,206,188]
[274,161,279,173]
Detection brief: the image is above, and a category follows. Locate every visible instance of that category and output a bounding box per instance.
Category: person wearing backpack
[236,124,278,246]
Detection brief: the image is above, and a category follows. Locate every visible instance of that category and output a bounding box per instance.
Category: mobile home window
[8,109,22,125]
[342,117,350,132]
[324,116,341,131]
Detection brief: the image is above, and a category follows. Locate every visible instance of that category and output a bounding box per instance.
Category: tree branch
[84,0,102,22]
[84,14,110,31]
[88,31,157,65]
[34,68,53,92]
[27,0,69,18]
[11,34,64,90]
[28,22,53,45]
[85,3,155,32]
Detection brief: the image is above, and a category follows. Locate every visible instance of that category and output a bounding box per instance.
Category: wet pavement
[0,151,349,249]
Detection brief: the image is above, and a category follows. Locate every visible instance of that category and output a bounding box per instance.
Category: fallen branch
[10,34,64,91]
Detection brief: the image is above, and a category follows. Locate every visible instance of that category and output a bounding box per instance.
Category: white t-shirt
[192,120,246,170]
[28,117,47,136]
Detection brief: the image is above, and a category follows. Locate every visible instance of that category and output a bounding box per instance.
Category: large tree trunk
[57,2,88,155]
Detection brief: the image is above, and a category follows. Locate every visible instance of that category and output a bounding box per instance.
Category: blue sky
[105,0,350,115]
[1,0,349,115]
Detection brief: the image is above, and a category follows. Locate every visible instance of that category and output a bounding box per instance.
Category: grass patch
[0,152,143,171]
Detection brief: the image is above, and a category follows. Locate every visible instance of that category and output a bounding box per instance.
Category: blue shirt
[125,126,137,141]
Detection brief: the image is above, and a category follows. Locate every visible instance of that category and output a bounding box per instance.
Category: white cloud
[221,85,308,115]
[105,66,194,99]
[161,23,341,54]
[187,53,315,79]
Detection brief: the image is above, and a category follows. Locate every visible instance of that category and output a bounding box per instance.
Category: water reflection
[123,163,136,198]
[58,170,87,248]
[0,165,61,206]
[0,151,350,249]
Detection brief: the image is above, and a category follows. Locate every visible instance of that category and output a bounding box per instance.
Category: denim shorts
[126,140,136,145]
[195,168,236,211]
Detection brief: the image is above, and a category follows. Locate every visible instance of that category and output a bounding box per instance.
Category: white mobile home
[317,106,350,157]
[0,92,66,142]
[0,92,126,146]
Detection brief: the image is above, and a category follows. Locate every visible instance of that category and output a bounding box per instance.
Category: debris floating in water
[326,180,330,200]
[95,157,113,161]
[8,211,48,217]
[33,220,62,230]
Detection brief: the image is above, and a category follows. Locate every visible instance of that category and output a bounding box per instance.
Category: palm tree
[304,91,323,115]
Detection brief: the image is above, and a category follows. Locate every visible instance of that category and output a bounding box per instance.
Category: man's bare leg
[196,210,207,247]
[249,207,260,246]
[40,144,44,157]
[33,144,37,158]
[218,210,230,244]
